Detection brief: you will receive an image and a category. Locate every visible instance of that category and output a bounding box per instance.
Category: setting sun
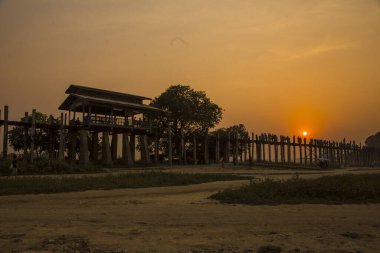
[302,131,308,136]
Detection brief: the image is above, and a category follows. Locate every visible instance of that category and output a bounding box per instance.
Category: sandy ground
[1,166,380,252]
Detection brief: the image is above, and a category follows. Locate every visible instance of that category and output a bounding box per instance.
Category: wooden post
[256,135,261,163]
[299,137,303,165]
[154,131,159,164]
[79,129,89,165]
[91,132,99,162]
[248,134,252,165]
[243,134,247,163]
[280,137,285,163]
[111,133,118,161]
[168,124,172,166]
[204,129,209,165]
[224,131,230,163]
[180,129,185,165]
[130,134,136,163]
[48,116,54,161]
[69,130,77,163]
[274,135,279,163]
[268,135,272,163]
[193,134,197,165]
[122,133,134,167]
[23,112,29,162]
[309,139,313,166]
[58,113,65,162]
[314,140,318,165]
[292,136,296,164]
[303,138,307,166]
[251,132,255,162]
[287,137,291,164]
[234,131,238,164]
[2,106,9,159]
[215,132,220,163]
[262,135,266,162]
[102,131,112,166]
[141,134,151,164]
[336,142,341,168]
[30,109,36,163]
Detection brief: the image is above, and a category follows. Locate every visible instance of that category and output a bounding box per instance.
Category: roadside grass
[0,172,249,196]
[210,173,380,205]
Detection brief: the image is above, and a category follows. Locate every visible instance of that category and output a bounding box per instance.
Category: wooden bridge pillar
[122,133,134,167]
[309,140,313,165]
[193,134,197,165]
[154,132,159,164]
[91,132,99,162]
[292,136,296,164]
[314,140,318,165]
[48,116,55,161]
[204,130,209,165]
[336,143,341,168]
[274,138,279,163]
[280,137,285,163]
[168,124,172,166]
[141,134,151,164]
[303,138,307,165]
[102,131,112,166]
[287,137,291,164]
[251,133,255,162]
[234,131,239,164]
[262,135,266,162]
[130,134,136,163]
[256,135,261,163]
[224,132,230,163]
[298,137,302,165]
[111,133,118,161]
[215,132,220,163]
[69,130,77,163]
[30,109,36,163]
[243,135,247,163]
[2,105,9,159]
[23,112,29,162]
[58,113,65,162]
[79,129,89,165]
[180,129,185,165]
[248,135,252,165]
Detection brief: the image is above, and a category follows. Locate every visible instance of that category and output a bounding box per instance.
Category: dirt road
[0,166,379,252]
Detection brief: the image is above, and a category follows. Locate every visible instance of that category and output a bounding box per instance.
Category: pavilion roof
[58,85,163,115]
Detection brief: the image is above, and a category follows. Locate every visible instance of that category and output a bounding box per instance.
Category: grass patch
[210,173,380,205]
[0,172,248,196]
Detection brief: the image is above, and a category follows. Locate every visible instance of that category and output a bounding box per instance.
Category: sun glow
[302,131,308,136]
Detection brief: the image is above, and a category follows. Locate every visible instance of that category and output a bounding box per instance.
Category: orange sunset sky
[0,0,379,143]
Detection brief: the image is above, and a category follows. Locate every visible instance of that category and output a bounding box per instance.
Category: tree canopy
[365,132,380,151]
[150,85,223,135]
[8,112,58,157]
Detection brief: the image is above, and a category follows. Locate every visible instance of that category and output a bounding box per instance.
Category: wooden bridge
[0,85,377,169]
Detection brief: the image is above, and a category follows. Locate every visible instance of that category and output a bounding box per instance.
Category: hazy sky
[0,0,379,142]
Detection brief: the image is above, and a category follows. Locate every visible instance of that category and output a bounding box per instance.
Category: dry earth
[1,166,380,253]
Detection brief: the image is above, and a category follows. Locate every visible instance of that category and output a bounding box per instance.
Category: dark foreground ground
[0,165,379,252]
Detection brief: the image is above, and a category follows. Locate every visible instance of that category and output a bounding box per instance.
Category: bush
[0,172,249,196]
[211,173,380,205]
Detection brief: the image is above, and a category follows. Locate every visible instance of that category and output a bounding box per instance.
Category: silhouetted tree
[150,85,223,156]
[8,112,59,158]
[366,132,380,151]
